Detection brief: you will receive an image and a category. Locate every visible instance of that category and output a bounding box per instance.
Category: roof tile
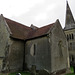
[4,17,54,40]
[5,18,32,40]
[27,23,54,39]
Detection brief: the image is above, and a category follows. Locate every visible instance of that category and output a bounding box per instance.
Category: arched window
[71,55,74,62]
[67,35,69,41]
[69,34,71,40]
[70,43,72,50]
[72,34,74,40]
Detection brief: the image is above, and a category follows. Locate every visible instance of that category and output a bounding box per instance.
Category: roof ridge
[3,17,55,40]
[27,23,54,39]
[39,23,54,28]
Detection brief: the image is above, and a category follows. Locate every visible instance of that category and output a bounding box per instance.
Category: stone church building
[0,3,70,74]
[64,1,75,66]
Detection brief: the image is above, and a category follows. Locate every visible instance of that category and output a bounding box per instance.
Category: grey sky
[1,0,75,28]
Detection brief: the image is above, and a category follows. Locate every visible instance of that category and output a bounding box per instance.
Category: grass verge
[8,72,30,75]
[65,66,75,75]
[0,72,30,75]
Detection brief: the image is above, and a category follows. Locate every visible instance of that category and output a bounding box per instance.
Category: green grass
[66,73,75,75]
[0,66,75,75]
[65,66,75,75]
[70,66,74,73]
[0,72,30,75]
[8,72,30,75]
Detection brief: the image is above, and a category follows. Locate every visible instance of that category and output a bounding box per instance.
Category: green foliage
[65,66,75,75]
[70,66,74,73]
[65,73,75,75]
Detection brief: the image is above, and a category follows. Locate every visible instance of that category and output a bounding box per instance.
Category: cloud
[35,13,47,22]
[10,0,65,27]
[0,0,45,17]
[2,0,75,28]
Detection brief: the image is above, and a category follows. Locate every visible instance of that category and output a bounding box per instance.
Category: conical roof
[65,1,75,29]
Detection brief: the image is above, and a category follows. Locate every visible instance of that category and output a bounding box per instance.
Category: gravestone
[38,69,50,75]
[16,73,21,75]
[30,65,36,75]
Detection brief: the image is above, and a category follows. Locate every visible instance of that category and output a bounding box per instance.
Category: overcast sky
[0,0,75,28]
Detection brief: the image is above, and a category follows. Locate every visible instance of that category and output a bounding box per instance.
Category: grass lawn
[66,73,75,75]
[0,66,75,75]
[65,66,75,75]
[0,72,30,75]
[8,72,30,75]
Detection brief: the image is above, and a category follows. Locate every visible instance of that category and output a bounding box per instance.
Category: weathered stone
[65,1,75,29]
[38,69,50,75]
[64,1,75,73]
[0,15,25,72]
[30,65,36,75]
[25,20,69,74]
[0,9,69,74]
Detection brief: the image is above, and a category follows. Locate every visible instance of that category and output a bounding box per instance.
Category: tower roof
[65,1,75,25]
[65,1,75,29]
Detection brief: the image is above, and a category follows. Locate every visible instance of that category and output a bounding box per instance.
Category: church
[0,1,70,75]
[64,1,75,66]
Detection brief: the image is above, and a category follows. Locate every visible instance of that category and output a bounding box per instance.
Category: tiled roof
[5,18,32,40]
[27,23,54,39]
[4,17,54,40]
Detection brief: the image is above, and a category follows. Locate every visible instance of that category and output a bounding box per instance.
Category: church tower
[65,1,75,29]
[64,1,75,67]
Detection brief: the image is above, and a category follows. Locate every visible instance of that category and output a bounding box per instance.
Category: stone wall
[64,28,75,65]
[0,15,25,72]
[51,21,69,73]
[0,15,10,71]
[8,39,24,71]
[25,36,51,72]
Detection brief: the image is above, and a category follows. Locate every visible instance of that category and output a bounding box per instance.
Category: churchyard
[0,66,75,75]
[0,72,30,75]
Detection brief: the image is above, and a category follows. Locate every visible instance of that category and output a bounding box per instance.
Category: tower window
[66,33,74,41]
[69,34,71,39]
[70,43,72,50]
[67,35,69,41]
[72,34,74,40]
[71,55,74,62]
